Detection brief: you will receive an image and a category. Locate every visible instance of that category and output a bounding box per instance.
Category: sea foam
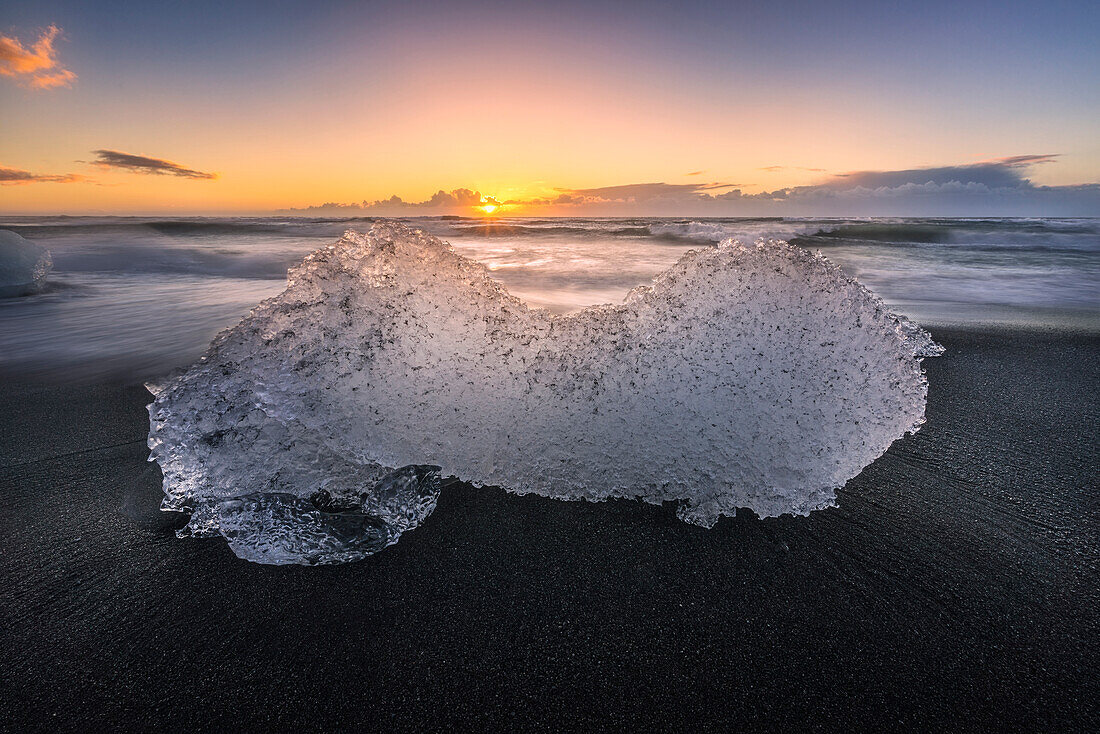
[148,221,940,564]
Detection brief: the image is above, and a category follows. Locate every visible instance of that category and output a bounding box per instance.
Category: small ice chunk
[0,230,52,298]
[175,465,441,565]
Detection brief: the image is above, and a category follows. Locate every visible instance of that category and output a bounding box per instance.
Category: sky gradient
[2,0,1099,215]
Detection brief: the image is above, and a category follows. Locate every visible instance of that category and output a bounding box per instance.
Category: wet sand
[1,326,1097,731]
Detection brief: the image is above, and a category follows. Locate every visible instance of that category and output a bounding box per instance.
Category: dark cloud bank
[0,165,86,185]
[289,156,1099,216]
[1,150,216,188]
[91,150,216,179]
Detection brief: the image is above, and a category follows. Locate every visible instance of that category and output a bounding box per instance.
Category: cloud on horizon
[290,182,739,214]
[288,155,1100,216]
[0,25,76,90]
[512,181,741,207]
[91,150,216,179]
[300,188,489,212]
[0,164,86,185]
[819,155,1061,191]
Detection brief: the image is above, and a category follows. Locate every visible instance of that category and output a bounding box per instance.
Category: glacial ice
[175,465,441,565]
[0,230,52,298]
[148,221,940,564]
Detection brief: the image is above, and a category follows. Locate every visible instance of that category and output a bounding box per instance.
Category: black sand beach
[1,325,1097,732]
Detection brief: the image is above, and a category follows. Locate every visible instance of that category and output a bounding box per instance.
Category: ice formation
[0,230,52,298]
[148,221,940,564]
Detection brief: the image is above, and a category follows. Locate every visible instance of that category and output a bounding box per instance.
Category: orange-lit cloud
[0,164,87,185]
[507,182,740,208]
[0,25,76,89]
[295,188,492,213]
[289,182,744,215]
[91,150,217,179]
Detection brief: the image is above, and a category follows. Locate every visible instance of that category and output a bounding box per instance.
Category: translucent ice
[148,221,940,563]
[0,230,52,298]
[174,465,441,565]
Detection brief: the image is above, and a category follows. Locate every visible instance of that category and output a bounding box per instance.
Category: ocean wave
[148,221,940,565]
[802,219,1100,247]
[646,219,829,244]
[440,222,655,238]
[52,243,305,279]
[0,217,381,240]
[647,221,735,242]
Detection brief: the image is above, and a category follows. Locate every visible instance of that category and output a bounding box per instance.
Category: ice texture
[0,230,52,298]
[148,221,940,563]
[174,465,441,565]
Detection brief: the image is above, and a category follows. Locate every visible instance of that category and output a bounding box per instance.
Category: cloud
[684,170,705,176]
[418,188,484,207]
[745,154,1063,201]
[286,155,1099,216]
[289,188,500,214]
[820,158,1053,191]
[986,154,1060,168]
[759,165,827,172]
[0,25,76,89]
[509,181,740,207]
[91,150,216,179]
[0,164,87,185]
[703,155,1098,215]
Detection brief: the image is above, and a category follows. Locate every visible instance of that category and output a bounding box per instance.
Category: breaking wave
[638,218,1100,250]
[147,221,941,565]
[804,219,1100,249]
[53,242,303,279]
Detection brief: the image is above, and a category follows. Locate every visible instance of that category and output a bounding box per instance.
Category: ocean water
[1,216,1097,381]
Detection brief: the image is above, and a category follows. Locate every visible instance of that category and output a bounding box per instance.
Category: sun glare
[480,203,499,214]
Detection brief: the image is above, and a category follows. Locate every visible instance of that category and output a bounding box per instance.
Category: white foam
[648,219,833,244]
[148,221,939,563]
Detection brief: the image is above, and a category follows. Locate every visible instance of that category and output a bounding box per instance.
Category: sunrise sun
[477,198,501,215]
